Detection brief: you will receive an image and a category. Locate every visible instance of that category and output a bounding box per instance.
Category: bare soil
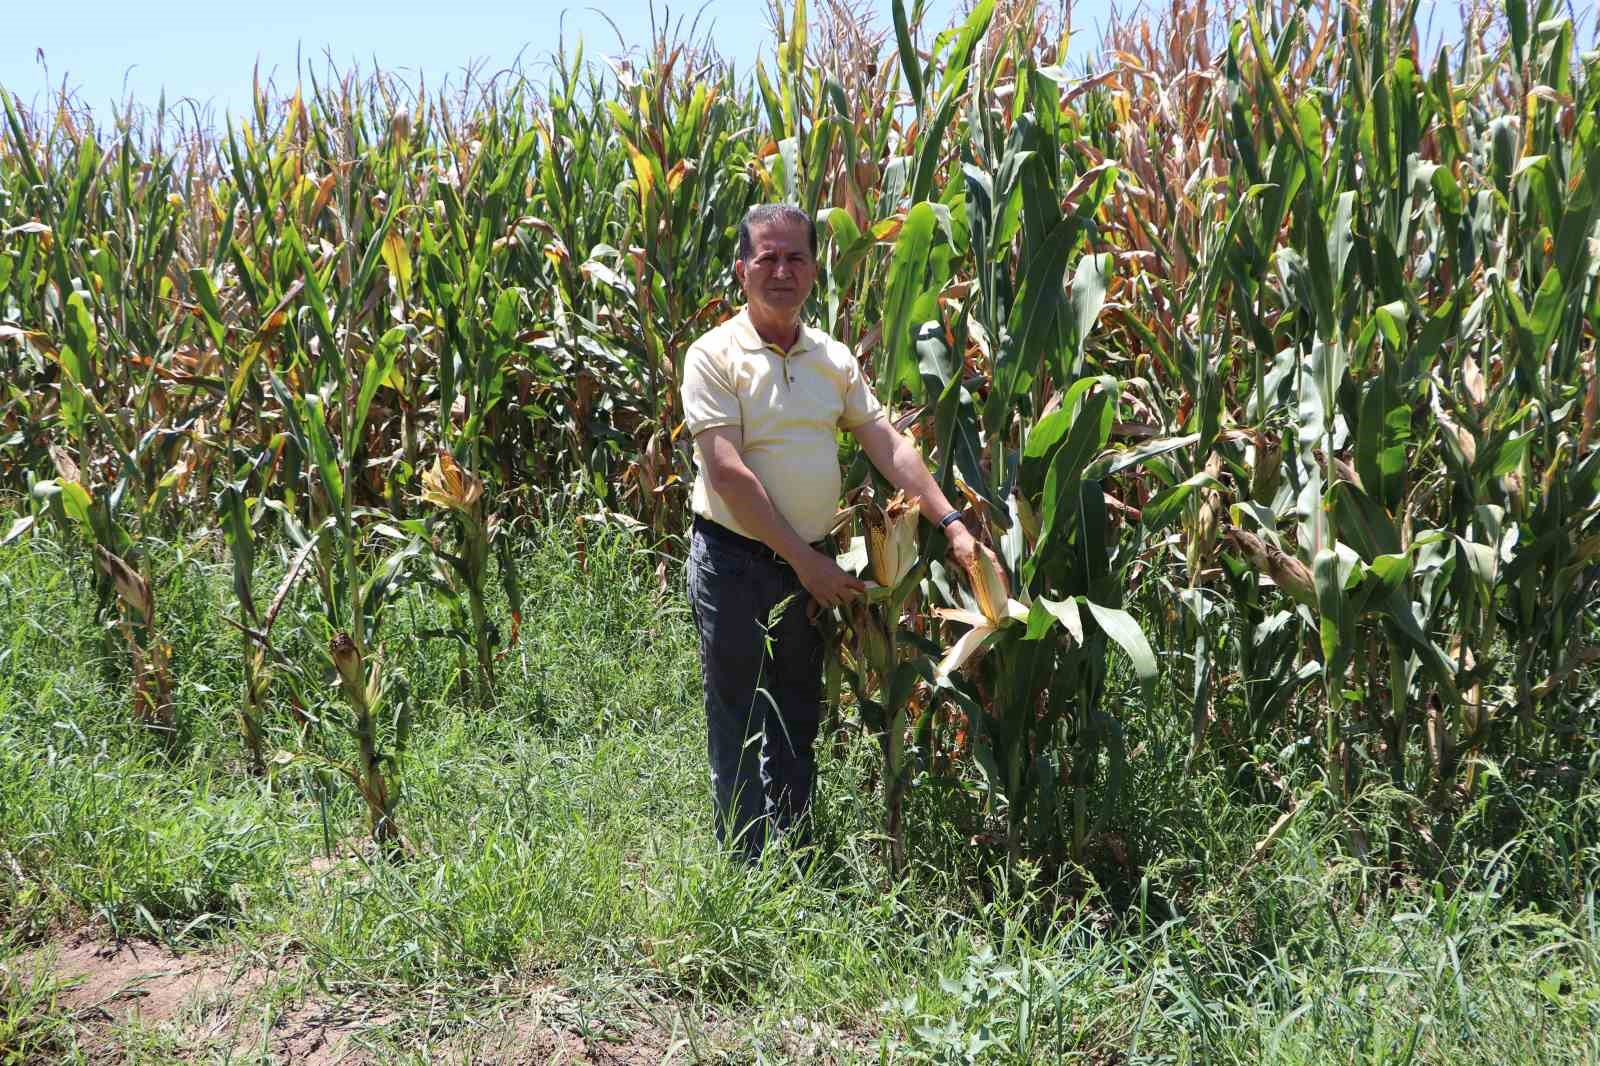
[21,932,378,1064]
[14,931,736,1065]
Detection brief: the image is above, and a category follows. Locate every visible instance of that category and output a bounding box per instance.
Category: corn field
[1,0,1597,871]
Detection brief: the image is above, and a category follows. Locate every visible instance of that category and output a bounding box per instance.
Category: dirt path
[14,932,703,1065]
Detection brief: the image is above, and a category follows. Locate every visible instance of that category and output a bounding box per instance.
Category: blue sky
[4,0,1472,126]
[4,0,1125,123]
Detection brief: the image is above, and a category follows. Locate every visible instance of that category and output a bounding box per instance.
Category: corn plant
[0,100,218,737]
[833,487,940,875]
[2,0,1596,876]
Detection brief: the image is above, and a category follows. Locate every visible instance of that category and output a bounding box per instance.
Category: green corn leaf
[188,268,228,350]
[1030,387,1113,582]
[1083,598,1157,695]
[1313,547,1346,667]
[1527,264,1569,357]
[225,347,262,417]
[0,91,47,193]
[1455,534,1500,588]
[1331,481,1401,560]
[1506,0,1529,66]
[929,332,995,510]
[1483,431,1533,479]
[754,62,786,141]
[1380,588,1461,702]
[1374,300,1408,349]
[302,393,345,516]
[1142,472,1225,534]
[817,205,861,248]
[946,0,994,77]
[1036,592,1088,643]
[990,212,1082,436]
[1327,191,1356,302]
[1368,552,1411,593]
[1431,165,1465,216]
[32,479,94,537]
[219,485,258,620]
[286,229,341,376]
[879,201,938,400]
[62,291,98,386]
[1020,376,1104,495]
[891,0,924,105]
[1091,434,1202,479]
[349,327,409,463]
[266,371,310,454]
[911,80,966,207]
[779,0,808,76]
[1065,253,1113,377]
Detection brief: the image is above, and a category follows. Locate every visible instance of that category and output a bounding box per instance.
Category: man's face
[735,219,816,320]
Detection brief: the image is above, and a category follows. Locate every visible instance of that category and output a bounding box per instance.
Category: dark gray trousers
[685,518,824,859]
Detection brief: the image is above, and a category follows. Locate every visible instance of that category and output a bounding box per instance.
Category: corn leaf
[1083,599,1157,695]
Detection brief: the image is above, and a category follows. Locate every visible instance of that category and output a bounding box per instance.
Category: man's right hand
[792,548,865,610]
[694,426,864,608]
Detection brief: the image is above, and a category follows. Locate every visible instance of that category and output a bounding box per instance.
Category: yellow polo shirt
[682,309,884,543]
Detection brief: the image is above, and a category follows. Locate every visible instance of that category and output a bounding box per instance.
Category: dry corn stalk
[422,451,497,702]
[94,545,173,732]
[1187,453,1224,579]
[329,632,402,854]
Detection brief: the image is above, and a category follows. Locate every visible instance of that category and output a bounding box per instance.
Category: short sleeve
[837,342,885,430]
[681,341,741,436]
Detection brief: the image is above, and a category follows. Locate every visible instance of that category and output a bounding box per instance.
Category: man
[681,203,988,859]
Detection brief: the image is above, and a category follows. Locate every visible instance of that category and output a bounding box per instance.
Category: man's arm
[695,427,865,608]
[850,416,989,572]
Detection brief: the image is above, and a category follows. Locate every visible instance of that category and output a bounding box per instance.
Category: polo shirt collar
[732,308,817,357]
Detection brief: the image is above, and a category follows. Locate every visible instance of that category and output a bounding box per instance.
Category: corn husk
[967,550,1013,627]
[865,490,922,588]
[934,552,1031,680]
[422,452,483,514]
[1249,430,1282,502]
[1224,527,1317,608]
[95,545,153,622]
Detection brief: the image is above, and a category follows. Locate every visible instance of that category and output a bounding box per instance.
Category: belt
[692,516,829,567]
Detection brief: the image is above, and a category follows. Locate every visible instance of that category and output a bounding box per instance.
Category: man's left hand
[942,519,997,575]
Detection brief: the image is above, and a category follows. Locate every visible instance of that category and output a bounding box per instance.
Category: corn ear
[1249,431,1282,502]
[966,550,1012,627]
[865,490,922,588]
[422,451,484,515]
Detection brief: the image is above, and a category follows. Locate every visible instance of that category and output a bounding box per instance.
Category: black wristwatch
[939,510,964,530]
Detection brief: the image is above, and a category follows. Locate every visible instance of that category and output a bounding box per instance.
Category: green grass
[0,521,1597,1064]
[0,935,78,1064]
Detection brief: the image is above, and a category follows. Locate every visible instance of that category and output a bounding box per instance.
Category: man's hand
[943,519,999,576]
[793,548,866,609]
[851,418,1004,579]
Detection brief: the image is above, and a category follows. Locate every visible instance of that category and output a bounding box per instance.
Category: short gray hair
[737,204,818,261]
